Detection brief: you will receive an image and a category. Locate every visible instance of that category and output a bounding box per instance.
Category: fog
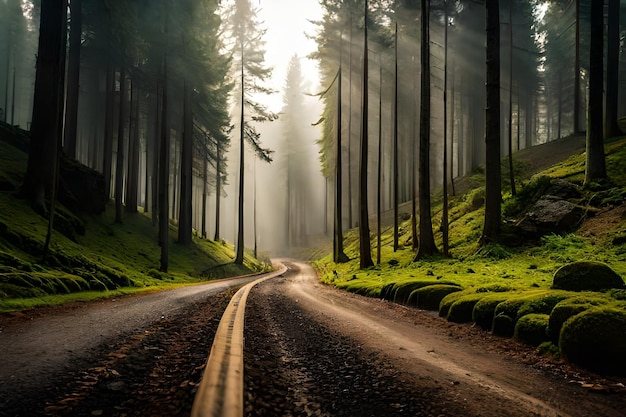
[4,0,626,261]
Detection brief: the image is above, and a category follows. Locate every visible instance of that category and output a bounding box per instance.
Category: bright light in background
[256,0,323,112]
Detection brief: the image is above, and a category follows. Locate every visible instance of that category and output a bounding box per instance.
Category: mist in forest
[4,0,626,263]
[217,55,326,256]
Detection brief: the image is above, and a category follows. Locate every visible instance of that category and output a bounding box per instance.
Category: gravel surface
[0,289,234,417]
[244,278,464,416]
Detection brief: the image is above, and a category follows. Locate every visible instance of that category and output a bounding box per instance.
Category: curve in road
[191,264,288,417]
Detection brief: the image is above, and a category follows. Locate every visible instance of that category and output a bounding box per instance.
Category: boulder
[552,261,625,292]
[560,307,626,374]
[516,195,584,236]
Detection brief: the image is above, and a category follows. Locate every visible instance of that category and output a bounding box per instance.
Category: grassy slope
[313,136,626,368]
[316,137,626,293]
[0,139,269,312]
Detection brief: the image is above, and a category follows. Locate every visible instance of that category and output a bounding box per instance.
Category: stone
[516,195,584,236]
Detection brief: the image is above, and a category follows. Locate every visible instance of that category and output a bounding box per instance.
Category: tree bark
[376,61,383,265]
[414,0,438,260]
[481,0,502,244]
[151,81,161,226]
[21,0,68,212]
[115,66,126,223]
[178,81,193,245]
[158,58,170,273]
[214,138,222,241]
[103,63,115,200]
[63,0,81,160]
[201,134,208,239]
[334,46,348,264]
[584,0,606,184]
[235,47,246,265]
[358,0,373,269]
[126,76,140,213]
[573,0,581,134]
[392,22,399,252]
[604,0,620,139]
[442,0,449,256]
[507,0,516,196]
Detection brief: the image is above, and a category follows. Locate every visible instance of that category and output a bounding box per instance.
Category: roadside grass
[313,136,626,373]
[0,139,269,312]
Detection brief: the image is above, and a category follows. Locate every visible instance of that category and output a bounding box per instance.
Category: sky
[255,0,324,112]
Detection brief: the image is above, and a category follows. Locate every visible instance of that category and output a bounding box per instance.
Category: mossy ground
[313,136,626,373]
[0,139,269,312]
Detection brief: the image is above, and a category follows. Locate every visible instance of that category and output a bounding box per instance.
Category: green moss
[447,293,487,323]
[407,284,463,311]
[514,313,550,346]
[491,291,570,336]
[439,290,471,318]
[548,296,610,342]
[389,280,460,304]
[552,261,625,292]
[472,293,515,330]
[503,175,552,218]
[560,306,626,375]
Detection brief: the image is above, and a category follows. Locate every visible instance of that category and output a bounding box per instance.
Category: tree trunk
[201,134,208,239]
[21,0,68,212]
[115,66,126,223]
[253,159,258,258]
[214,138,222,241]
[63,0,81,160]
[604,0,620,139]
[414,0,438,260]
[507,0,516,196]
[358,0,373,269]
[126,76,140,213]
[178,80,193,245]
[376,61,383,265]
[334,49,348,263]
[573,0,581,134]
[442,0,449,256]
[481,0,502,244]
[392,22,399,252]
[42,1,68,260]
[151,82,161,226]
[103,63,115,200]
[235,48,245,265]
[348,17,354,229]
[411,62,418,251]
[584,0,606,184]
[158,58,170,273]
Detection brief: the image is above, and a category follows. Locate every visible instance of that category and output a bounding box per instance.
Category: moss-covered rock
[447,293,486,323]
[552,261,625,292]
[514,313,550,346]
[472,293,515,330]
[548,296,609,342]
[493,313,515,337]
[407,284,463,311]
[559,306,626,374]
[439,291,470,318]
[492,291,570,336]
[389,280,460,304]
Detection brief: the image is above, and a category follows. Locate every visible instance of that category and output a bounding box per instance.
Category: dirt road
[244,260,626,417]
[0,275,259,416]
[1,261,625,416]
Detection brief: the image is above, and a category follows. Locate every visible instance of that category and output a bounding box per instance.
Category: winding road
[1,260,625,416]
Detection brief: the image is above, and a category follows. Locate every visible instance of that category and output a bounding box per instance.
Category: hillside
[314,135,626,375]
[0,129,269,312]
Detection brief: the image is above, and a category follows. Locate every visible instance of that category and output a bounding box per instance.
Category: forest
[1,0,626,375]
